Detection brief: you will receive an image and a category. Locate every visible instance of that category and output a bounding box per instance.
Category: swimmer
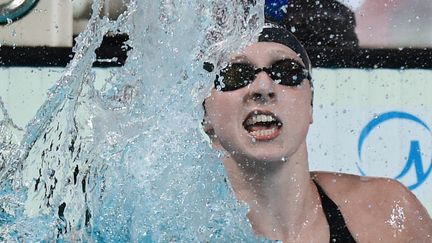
[202,23,432,242]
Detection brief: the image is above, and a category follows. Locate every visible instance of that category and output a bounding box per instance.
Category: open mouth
[243,111,283,141]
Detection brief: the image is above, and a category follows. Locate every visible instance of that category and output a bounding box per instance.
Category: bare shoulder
[311,171,432,242]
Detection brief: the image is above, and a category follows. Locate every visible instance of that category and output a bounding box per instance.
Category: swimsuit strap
[313,180,356,243]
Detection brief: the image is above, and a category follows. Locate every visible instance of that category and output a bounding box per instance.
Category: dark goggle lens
[269,60,307,86]
[206,59,309,92]
[217,63,255,91]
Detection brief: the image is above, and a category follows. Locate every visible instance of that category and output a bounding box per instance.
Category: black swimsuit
[313,180,356,243]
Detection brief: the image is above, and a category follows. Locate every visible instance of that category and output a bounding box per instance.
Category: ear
[202,118,223,150]
[202,98,223,150]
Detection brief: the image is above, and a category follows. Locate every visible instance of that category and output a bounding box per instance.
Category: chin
[238,147,290,164]
[251,154,289,163]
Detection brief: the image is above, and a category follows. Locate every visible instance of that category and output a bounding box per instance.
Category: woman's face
[204,42,313,163]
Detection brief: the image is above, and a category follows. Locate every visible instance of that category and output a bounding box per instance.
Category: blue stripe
[265,0,289,22]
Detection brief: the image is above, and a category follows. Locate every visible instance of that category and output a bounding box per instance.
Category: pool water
[0,0,272,241]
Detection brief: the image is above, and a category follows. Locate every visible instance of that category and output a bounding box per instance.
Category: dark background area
[1,0,431,69]
[1,34,431,69]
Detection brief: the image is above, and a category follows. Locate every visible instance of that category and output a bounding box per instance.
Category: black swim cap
[204,22,312,76]
[258,22,312,76]
[203,22,313,105]
[258,23,314,106]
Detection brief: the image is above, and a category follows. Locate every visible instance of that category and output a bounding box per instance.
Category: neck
[222,142,321,241]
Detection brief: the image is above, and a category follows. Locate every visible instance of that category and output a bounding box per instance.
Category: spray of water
[0,0,272,241]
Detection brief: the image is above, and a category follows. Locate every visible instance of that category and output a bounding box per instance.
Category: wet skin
[204,42,313,165]
[204,42,432,242]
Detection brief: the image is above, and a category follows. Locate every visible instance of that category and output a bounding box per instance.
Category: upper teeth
[246,114,276,125]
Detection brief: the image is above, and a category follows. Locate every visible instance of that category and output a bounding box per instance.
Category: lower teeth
[250,128,276,137]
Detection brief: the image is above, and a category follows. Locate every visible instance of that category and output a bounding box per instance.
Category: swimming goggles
[204,59,311,92]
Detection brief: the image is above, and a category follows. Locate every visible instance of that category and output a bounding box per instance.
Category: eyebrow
[229,50,304,67]
[269,49,304,64]
[229,54,251,64]
[226,58,306,70]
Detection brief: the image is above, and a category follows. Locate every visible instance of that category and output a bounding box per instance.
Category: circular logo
[0,0,39,25]
[357,111,432,190]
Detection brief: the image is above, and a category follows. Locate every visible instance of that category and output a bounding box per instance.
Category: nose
[244,71,276,104]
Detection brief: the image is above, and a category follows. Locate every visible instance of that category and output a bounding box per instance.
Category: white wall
[308,68,432,214]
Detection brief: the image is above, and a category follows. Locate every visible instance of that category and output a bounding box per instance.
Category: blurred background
[0,0,128,47]
[1,0,431,214]
[1,0,430,47]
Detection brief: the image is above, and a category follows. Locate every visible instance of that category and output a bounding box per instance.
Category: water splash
[386,201,406,236]
[0,0,270,241]
[0,96,23,170]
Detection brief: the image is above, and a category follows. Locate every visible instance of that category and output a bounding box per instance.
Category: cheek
[206,96,238,131]
[279,90,313,128]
